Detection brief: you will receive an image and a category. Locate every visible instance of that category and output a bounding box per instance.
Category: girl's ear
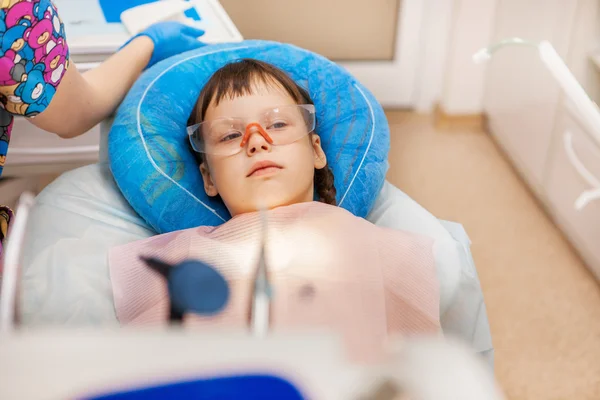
[199,162,219,196]
[311,134,327,169]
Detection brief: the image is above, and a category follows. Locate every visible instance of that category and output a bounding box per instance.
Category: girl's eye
[268,121,288,129]
[220,131,242,142]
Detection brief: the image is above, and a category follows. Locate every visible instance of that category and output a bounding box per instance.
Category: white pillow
[19,162,155,326]
[367,181,493,366]
[367,182,462,313]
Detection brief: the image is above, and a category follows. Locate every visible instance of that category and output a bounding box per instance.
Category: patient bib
[108,202,441,361]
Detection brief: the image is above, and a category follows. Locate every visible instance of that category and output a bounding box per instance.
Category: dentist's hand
[126,21,207,69]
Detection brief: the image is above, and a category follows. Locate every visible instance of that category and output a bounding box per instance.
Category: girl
[186,59,336,216]
[109,59,441,362]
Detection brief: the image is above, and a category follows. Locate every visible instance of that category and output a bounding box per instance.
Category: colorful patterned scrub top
[0,0,69,251]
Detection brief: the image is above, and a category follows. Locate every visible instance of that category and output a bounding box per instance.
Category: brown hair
[187,58,337,206]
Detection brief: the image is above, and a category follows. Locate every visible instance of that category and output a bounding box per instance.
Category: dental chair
[15,41,493,368]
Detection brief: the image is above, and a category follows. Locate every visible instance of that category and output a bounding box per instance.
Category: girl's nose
[243,123,273,155]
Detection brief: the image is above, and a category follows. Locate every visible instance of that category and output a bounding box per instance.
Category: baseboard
[0,177,39,210]
[434,104,488,131]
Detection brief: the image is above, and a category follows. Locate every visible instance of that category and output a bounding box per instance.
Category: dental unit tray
[0,192,503,399]
[0,193,503,399]
[0,329,506,400]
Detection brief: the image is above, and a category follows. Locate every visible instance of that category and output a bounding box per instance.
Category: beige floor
[385,111,600,400]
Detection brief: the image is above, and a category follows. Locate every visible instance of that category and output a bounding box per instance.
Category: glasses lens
[260,105,315,145]
[189,119,246,156]
[188,105,316,155]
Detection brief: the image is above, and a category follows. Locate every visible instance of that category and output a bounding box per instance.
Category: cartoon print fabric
[0,204,12,257]
[0,0,69,256]
[0,0,69,175]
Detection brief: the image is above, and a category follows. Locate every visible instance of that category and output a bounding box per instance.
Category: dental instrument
[140,256,230,322]
[249,206,272,337]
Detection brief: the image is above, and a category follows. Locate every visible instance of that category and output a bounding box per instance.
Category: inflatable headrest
[109,40,390,233]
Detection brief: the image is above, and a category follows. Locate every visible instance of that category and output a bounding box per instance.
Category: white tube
[563,131,600,189]
[0,192,35,333]
[575,188,600,210]
[538,41,600,147]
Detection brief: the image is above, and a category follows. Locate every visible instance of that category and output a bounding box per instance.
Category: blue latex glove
[124,21,207,69]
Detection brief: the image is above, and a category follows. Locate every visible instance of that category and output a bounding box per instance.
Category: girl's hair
[187,58,337,206]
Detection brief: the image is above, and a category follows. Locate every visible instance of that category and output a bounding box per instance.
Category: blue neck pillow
[108,40,390,233]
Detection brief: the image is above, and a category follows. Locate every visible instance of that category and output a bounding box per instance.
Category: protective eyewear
[187,104,316,156]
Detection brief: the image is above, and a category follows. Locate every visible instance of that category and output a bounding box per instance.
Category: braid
[314,165,337,206]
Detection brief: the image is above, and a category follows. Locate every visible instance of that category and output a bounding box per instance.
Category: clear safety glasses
[187,104,316,156]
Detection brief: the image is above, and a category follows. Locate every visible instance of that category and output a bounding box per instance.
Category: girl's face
[199,82,327,217]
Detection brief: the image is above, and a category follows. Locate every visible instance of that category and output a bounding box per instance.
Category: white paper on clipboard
[55,0,243,58]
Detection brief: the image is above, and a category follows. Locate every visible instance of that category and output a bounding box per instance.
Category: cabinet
[545,102,600,278]
[483,0,579,198]
[484,0,600,276]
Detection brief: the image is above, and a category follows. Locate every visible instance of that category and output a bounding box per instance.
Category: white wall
[437,0,498,115]
[414,0,455,112]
